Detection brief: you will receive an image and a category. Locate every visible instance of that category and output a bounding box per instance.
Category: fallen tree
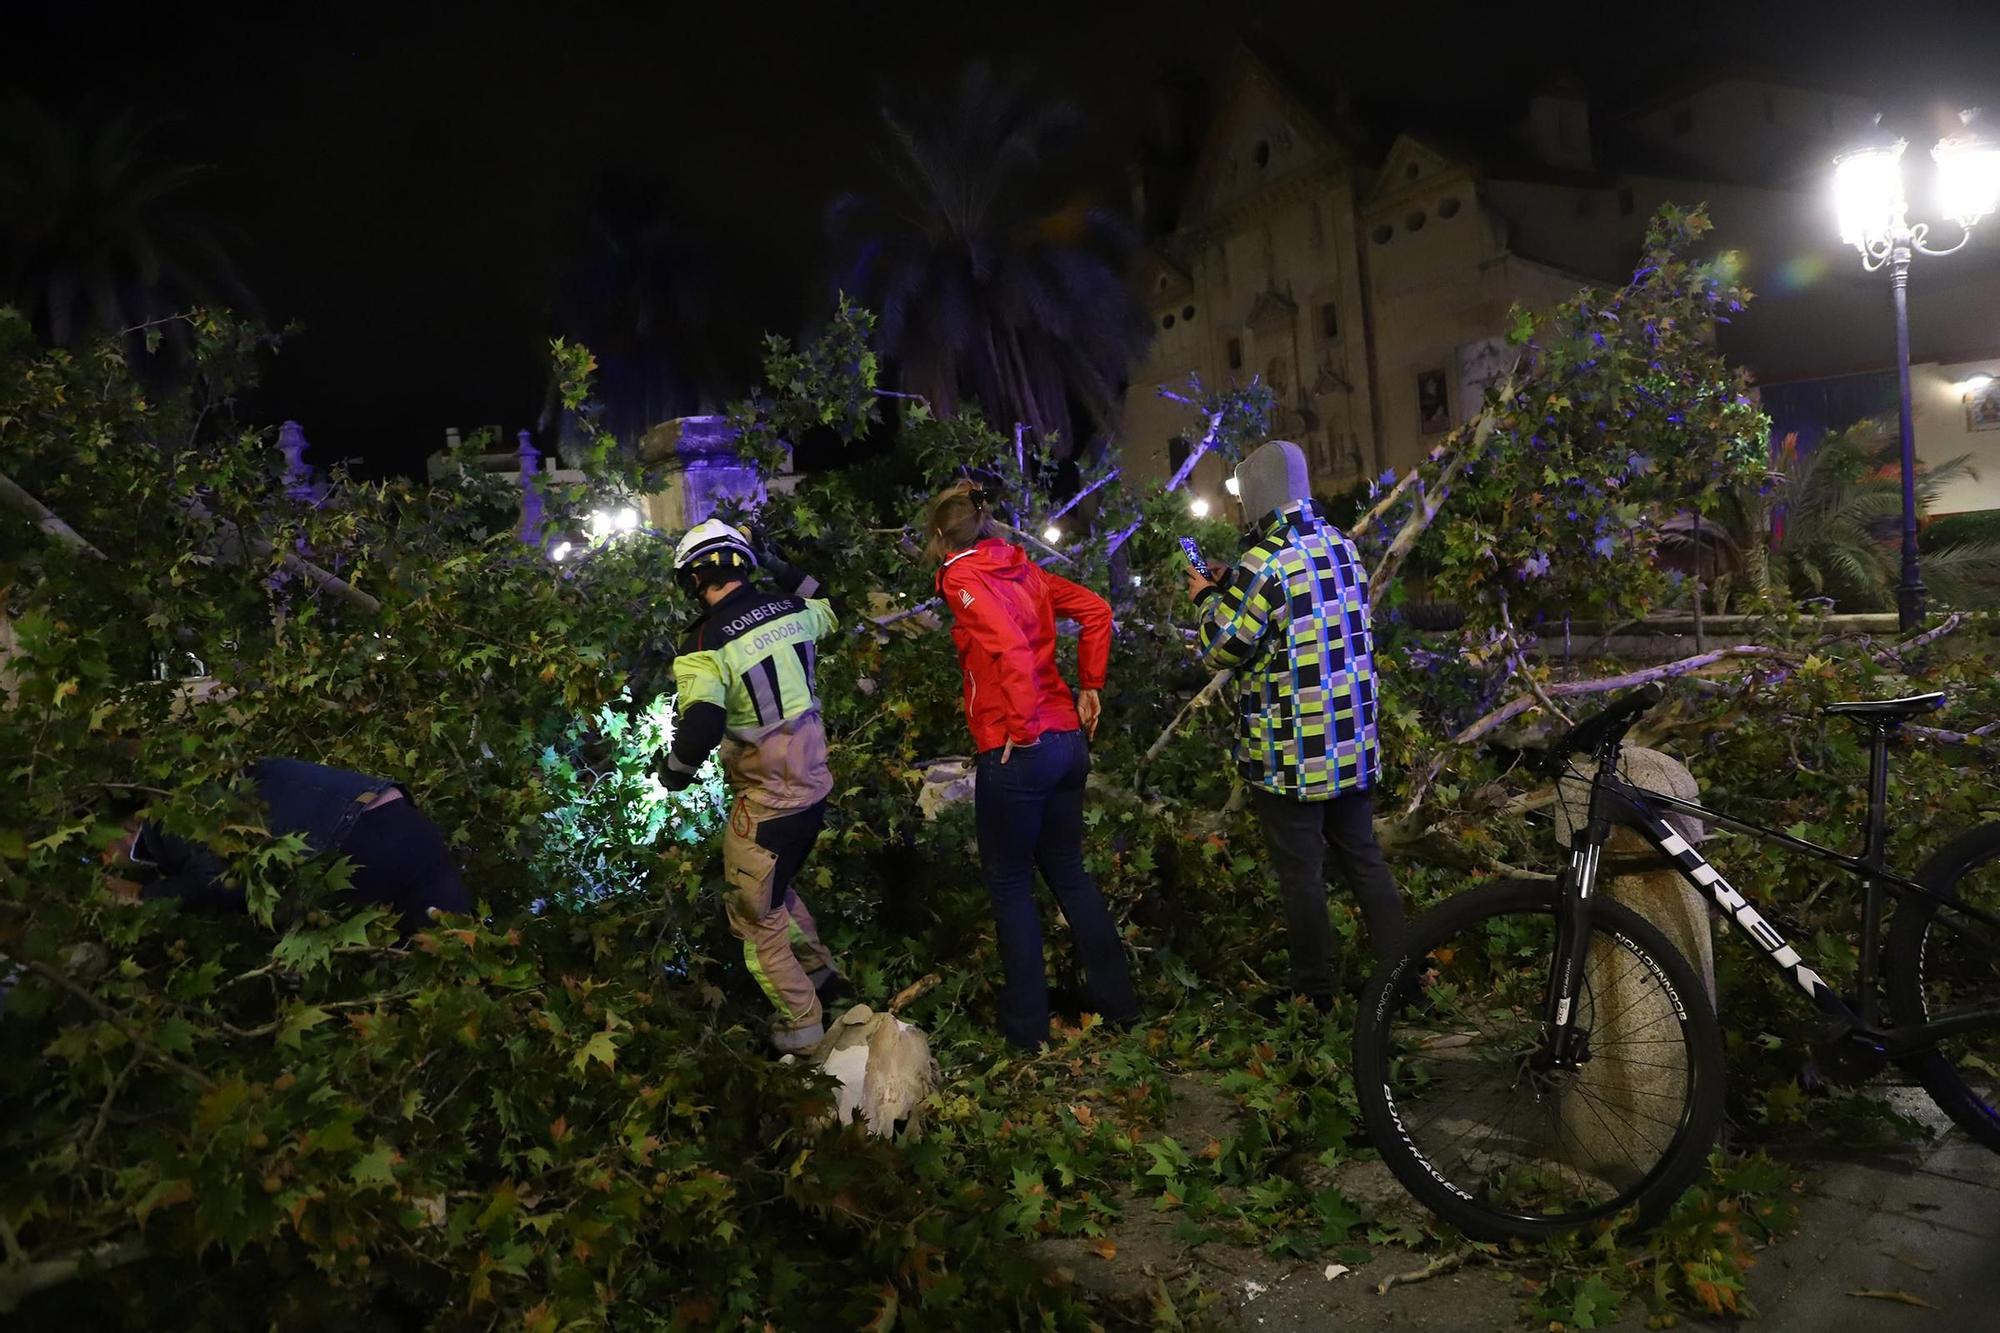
[5,210,1998,1332]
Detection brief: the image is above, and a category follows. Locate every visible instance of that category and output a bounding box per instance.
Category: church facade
[1121,49,2000,516]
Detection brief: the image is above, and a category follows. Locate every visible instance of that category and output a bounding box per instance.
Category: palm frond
[823,63,1145,455]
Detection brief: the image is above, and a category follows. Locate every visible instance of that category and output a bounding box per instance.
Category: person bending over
[110,757,469,937]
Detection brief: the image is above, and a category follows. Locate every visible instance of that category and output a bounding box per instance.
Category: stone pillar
[277,421,323,505]
[1555,746,1714,1178]
[635,415,792,532]
[516,431,543,549]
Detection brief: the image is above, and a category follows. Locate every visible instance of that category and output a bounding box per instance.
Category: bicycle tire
[1885,821,2000,1150]
[1354,879,1726,1242]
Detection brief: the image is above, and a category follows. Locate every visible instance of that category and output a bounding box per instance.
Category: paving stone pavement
[1740,1131,2000,1330]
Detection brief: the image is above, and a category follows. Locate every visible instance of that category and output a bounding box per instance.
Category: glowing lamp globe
[1189,496,1211,519]
[1042,524,1063,544]
[613,506,640,533]
[1934,126,2000,230]
[1833,141,1906,249]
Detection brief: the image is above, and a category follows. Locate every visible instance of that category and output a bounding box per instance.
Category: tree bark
[0,471,108,559]
[1141,668,1234,766]
[181,497,382,616]
[0,1237,149,1314]
[1449,645,1783,748]
[2,468,381,617]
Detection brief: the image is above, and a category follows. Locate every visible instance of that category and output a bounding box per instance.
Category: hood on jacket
[944,538,1033,581]
[1234,439,1313,528]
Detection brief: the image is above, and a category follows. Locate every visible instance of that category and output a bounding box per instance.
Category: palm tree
[543,170,733,451]
[826,63,1150,459]
[1668,418,2000,612]
[1779,420,2000,611]
[0,96,252,348]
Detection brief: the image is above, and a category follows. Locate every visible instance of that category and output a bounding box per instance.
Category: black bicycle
[1354,683,2000,1241]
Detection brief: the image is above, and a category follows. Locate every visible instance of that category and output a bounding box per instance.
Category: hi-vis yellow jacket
[665,569,838,810]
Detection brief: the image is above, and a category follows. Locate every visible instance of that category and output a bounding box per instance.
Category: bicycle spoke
[1375,896,1702,1228]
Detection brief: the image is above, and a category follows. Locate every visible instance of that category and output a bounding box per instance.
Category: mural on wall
[1967,380,2000,432]
[1417,368,1451,435]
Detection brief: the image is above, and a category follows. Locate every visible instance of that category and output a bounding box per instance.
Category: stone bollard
[1554,746,1714,1180]
[1555,746,1714,1000]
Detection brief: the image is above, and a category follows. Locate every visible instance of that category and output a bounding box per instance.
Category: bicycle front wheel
[1887,822,2000,1150]
[1354,880,1725,1242]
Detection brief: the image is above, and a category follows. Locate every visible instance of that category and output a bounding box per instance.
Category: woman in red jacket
[924,482,1139,1049]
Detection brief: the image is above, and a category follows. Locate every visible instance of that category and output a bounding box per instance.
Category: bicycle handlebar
[1539,683,1664,776]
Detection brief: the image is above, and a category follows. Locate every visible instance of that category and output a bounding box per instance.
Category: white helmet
[673,518,757,591]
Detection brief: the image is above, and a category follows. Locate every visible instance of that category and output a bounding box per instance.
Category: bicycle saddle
[1823,692,1946,720]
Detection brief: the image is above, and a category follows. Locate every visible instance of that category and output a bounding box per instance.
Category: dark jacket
[135,759,402,911]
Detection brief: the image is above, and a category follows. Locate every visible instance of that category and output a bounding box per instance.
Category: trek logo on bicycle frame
[1652,819,1832,1001]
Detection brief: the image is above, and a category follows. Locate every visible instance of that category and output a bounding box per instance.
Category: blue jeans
[974,729,1139,1048]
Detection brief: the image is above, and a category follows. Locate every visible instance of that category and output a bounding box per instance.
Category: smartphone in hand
[1178,535,1211,580]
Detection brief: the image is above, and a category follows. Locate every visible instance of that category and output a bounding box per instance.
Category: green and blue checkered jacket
[1196,500,1379,800]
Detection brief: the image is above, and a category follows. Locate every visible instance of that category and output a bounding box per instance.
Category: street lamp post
[1833,114,2000,631]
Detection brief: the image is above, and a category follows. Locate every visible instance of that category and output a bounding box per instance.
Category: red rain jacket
[936,539,1112,752]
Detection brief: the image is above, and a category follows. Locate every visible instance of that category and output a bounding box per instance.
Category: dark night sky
[10,0,2000,474]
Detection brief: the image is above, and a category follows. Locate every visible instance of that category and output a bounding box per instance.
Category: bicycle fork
[1546,811,1613,1069]
[1536,764,1616,1064]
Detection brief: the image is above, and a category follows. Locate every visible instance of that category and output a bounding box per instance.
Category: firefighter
[661,519,849,1054]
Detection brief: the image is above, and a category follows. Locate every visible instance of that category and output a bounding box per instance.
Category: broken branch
[4,955,215,1092]
[182,496,381,615]
[1873,612,1965,664]
[1450,645,1783,748]
[1375,1248,1478,1295]
[1143,668,1234,765]
[0,470,109,559]
[889,973,941,1013]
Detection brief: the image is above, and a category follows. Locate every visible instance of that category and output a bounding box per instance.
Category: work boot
[769,1017,825,1057]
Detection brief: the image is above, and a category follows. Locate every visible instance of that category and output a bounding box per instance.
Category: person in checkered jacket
[1186,439,1407,1016]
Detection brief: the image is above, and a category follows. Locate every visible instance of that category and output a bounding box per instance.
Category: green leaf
[573,1028,622,1073]
[306,1114,361,1155]
[195,1078,251,1134]
[133,1177,193,1223]
[1569,1273,1620,1327]
[350,1142,399,1191]
[276,1004,333,1050]
[1312,1187,1362,1240]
